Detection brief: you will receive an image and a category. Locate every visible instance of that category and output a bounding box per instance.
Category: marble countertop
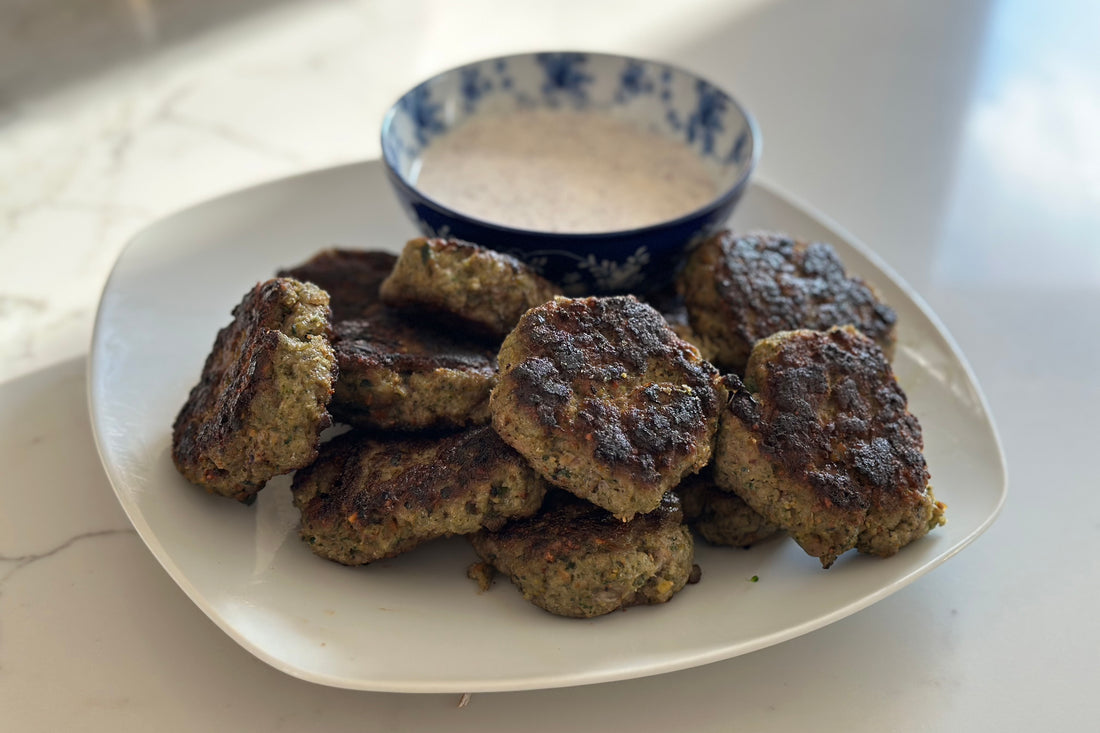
[3,0,1099,729]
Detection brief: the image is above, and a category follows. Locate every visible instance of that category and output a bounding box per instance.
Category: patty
[491,295,720,520]
[678,230,898,372]
[331,311,497,431]
[642,283,717,362]
[379,237,561,340]
[712,326,945,568]
[278,249,397,320]
[469,492,694,618]
[677,468,781,548]
[292,425,548,565]
[279,247,495,430]
[171,277,337,502]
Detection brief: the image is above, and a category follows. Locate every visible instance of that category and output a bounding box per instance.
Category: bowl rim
[380,50,761,241]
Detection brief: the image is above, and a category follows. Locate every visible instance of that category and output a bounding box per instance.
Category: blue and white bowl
[381,51,759,294]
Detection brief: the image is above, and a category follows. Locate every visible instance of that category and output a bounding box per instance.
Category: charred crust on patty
[330,311,497,430]
[171,277,337,502]
[293,425,547,565]
[642,283,717,362]
[380,237,561,340]
[678,230,898,371]
[713,326,944,567]
[469,492,694,618]
[335,313,497,373]
[745,327,926,496]
[491,295,720,520]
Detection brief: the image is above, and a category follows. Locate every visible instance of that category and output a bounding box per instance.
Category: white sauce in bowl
[413,109,718,234]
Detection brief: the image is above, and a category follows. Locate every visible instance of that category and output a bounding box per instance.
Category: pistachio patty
[330,311,497,431]
[171,277,337,502]
[491,295,720,520]
[470,492,694,618]
[713,326,944,567]
[293,425,547,565]
[380,237,560,340]
[678,230,897,372]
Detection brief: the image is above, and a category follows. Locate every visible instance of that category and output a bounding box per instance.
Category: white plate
[89,160,1006,693]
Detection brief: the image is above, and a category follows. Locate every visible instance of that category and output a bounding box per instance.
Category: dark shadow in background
[0,0,302,110]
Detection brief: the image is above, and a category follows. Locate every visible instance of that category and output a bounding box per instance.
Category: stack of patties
[280,238,562,563]
[474,294,720,617]
[672,229,944,566]
[278,244,502,432]
[169,225,947,622]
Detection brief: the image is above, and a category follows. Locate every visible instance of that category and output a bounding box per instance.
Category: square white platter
[89,160,1006,693]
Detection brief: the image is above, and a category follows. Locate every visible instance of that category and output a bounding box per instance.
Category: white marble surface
[3,0,1099,730]
[0,0,764,381]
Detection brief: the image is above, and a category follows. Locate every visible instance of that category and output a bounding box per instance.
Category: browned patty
[491,295,720,520]
[678,230,897,372]
[379,237,560,340]
[279,248,497,430]
[172,278,337,502]
[642,283,717,362]
[278,249,397,320]
[713,326,945,567]
[331,311,497,430]
[293,425,548,565]
[469,491,694,618]
[677,469,781,548]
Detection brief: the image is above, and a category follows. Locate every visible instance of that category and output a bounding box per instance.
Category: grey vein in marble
[0,527,135,589]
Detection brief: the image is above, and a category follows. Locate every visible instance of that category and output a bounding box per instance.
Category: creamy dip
[414,109,719,233]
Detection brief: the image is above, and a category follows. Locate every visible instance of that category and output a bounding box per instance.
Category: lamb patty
[491,295,720,520]
[331,312,497,431]
[379,237,560,340]
[171,277,337,502]
[277,248,396,320]
[469,492,694,618]
[713,326,945,568]
[279,247,497,430]
[643,283,717,362]
[293,425,548,565]
[678,230,897,372]
[677,469,780,548]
